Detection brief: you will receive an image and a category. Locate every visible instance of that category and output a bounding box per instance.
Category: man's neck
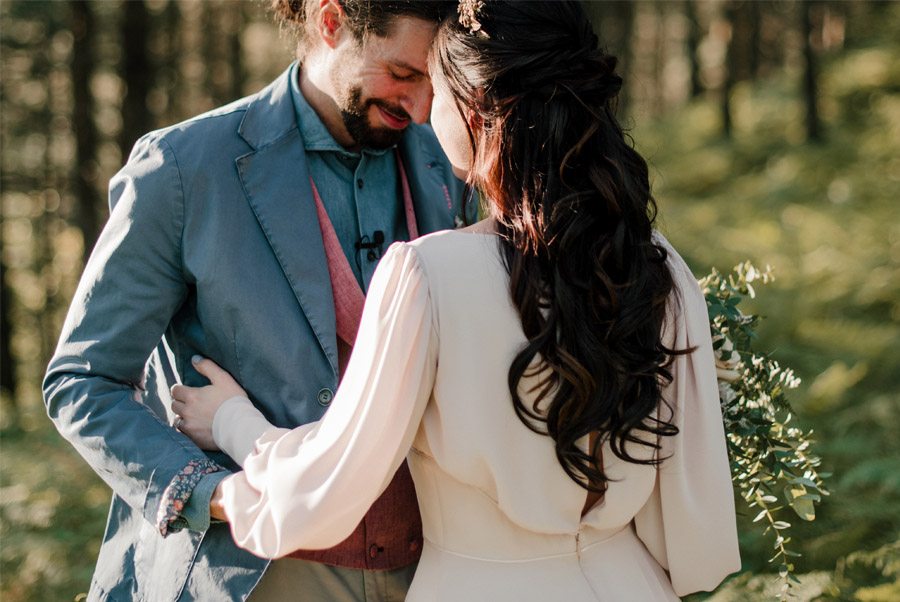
[298,64,359,152]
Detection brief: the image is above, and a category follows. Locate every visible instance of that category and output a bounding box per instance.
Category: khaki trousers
[248,557,417,602]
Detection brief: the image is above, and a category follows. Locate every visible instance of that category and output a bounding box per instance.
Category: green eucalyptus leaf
[772,521,792,530]
[702,262,829,598]
[790,497,816,521]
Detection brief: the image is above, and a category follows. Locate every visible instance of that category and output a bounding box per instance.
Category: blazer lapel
[399,131,468,234]
[235,66,338,375]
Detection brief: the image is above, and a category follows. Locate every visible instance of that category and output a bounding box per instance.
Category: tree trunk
[0,260,15,401]
[119,0,153,158]
[228,3,246,101]
[161,0,183,124]
[802,0,823,142]
[201,2,221,105]
[70,0,101,263]
[748,0,762,79]
[721,1,736,138]
[685,0,703,99]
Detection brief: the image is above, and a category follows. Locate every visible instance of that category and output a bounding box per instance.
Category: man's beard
[340,87,410,150]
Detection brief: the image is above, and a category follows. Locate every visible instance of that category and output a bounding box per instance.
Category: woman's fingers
[190,355,247,399]
[191,355,229,384]
[169,393,219,450]
[171,397,187,416]
[170,383,197,403]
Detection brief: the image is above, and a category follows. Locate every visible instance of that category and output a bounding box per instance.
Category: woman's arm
[175,242,437,557]
[633,251,742,596]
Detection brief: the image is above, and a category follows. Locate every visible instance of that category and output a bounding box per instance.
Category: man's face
[330,16,438,150]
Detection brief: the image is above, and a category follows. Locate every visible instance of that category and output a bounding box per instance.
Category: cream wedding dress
[213,229,741,601]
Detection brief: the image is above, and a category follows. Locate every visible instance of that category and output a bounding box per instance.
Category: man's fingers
[191,355,229,384]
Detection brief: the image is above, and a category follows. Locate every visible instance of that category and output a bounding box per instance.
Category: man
[43,1,465,600]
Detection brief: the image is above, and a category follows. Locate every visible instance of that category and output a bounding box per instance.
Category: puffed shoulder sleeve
[633,252,742,596]
[218,242,437,558]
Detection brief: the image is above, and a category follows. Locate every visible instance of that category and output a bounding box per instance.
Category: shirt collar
[289,62,391,158]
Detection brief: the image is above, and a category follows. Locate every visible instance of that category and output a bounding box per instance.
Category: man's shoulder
[140,95,253,154]
[137,68,293,157]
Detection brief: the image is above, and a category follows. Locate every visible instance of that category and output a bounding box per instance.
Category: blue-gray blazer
[43,65,467,601]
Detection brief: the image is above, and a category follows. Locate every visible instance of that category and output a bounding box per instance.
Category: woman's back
[403,229,738,600]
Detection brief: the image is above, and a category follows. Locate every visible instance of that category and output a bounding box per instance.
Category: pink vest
[287,153,423,570]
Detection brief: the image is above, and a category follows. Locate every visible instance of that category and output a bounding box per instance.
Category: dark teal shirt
[289,63,409,292]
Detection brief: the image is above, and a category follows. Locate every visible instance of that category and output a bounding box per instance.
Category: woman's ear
[317,0,345,49]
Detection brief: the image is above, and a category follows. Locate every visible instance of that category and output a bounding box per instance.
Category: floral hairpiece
[458,0,485,35]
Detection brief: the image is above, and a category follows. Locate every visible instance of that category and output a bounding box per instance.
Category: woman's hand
[171,356,247,450]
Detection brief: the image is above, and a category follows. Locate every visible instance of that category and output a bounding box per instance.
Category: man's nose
[402,83,435,125]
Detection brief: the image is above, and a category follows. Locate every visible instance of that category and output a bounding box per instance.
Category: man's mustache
[369,100,411,123]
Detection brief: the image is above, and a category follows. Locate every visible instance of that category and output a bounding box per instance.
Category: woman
[174,1,741,599]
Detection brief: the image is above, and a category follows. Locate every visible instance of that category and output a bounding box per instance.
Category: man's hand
[171,356,248,450]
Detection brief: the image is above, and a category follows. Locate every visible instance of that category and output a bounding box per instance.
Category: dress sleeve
[633,257,742,596]
[216,242,438,558]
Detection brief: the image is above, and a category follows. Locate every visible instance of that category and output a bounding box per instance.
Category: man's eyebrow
[389,60,427,77]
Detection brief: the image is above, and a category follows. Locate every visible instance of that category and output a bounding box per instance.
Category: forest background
[1,1,898,600]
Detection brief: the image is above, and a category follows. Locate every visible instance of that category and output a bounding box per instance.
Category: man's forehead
[367,16,437,71]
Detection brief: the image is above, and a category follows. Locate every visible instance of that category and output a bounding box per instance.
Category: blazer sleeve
[42,133,223,535]
[217,242,438,558]
[633,256,742,596]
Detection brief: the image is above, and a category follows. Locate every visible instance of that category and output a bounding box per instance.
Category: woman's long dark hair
[433,1,689,495]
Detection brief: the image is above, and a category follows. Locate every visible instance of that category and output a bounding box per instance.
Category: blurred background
[1,1,897,600]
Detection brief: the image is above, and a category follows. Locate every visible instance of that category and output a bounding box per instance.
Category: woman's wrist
[213,396,275,466]
[209,481,227,521]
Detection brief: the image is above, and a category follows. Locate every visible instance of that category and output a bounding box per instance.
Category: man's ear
[317,0,345,49]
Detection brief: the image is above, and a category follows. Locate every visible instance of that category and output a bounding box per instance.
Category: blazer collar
[237,63,300,151]
[236,64,339,377]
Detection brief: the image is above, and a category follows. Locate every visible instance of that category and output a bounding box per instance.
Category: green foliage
[702,263,829,599]
[0,426,108,601]
[825,541,900,601]
[647,27,900,600]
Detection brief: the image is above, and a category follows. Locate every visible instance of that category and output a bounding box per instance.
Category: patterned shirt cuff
[180,471,230,532]
[156,458,222,536]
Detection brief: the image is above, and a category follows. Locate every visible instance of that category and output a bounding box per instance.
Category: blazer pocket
[134,519,202,601]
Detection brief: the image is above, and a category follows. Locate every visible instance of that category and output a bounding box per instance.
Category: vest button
[369,544,381,558]
[409,539,420,552]
[316,388,334,406]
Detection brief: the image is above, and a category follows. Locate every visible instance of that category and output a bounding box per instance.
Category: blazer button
[409,539,420,552]
[369,544,382,559]
[317,388,334,406]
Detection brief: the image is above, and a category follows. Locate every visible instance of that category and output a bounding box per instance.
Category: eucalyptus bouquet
[701,263,830,599]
